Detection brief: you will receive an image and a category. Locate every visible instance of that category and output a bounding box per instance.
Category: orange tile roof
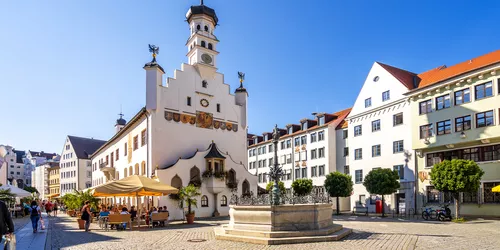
[377,62,418,90]
[417,49,500,89]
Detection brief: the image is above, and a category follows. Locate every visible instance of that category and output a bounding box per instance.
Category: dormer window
[302,122,307,130]
[288,127,293,134]
[264,134,268,141]
[318,117,325,126]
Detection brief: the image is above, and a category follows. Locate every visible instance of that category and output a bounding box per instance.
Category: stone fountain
[215,125,352,245]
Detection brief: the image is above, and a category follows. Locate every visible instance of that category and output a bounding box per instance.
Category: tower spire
[200,0,204,5]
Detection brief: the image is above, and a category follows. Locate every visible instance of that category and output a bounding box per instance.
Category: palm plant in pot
[178,184,201,224]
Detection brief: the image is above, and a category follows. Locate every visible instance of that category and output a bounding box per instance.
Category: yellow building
[48,165,60,200]
[406,50,500,217]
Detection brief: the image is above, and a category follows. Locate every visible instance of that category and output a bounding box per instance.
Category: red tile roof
[377,62,418,90]
[417,49,500,89]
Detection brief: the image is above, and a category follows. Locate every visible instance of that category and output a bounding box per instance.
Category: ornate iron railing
[229,192,331,206]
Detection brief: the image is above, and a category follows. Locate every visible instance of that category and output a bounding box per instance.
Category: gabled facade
[347,62,417,213]
[406,50,500,216]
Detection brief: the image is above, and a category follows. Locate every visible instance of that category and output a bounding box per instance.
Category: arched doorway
[171,175,182,189]
[242,179,250,196]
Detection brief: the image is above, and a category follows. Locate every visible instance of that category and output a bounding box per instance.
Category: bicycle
[421,207,437,220]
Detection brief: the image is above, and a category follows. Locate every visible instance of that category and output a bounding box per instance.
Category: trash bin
[376,200,383,214]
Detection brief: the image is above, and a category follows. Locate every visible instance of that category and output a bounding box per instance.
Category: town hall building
[91,1,257,220]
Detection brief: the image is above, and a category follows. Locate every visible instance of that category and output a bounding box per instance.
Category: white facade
[1,147,26,186]
[91,2,257,220]
[247,109,351,211]
[347,62,416,213]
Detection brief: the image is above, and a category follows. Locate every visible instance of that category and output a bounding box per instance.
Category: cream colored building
[48,165,60,199]
[406,50,500,216]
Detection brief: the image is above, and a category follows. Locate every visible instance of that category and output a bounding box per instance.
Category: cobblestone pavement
[13,215,30,232]
[46,214,500,250]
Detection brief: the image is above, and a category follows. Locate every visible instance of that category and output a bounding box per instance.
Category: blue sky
[1,0,499,154]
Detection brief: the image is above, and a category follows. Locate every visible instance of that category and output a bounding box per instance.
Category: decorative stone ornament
[200,98,209,107]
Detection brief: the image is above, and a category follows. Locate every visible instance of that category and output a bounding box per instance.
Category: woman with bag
[29,201,41,233]
[81,201,91,232]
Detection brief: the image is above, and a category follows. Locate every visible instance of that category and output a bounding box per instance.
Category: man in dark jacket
[0,200,14,236]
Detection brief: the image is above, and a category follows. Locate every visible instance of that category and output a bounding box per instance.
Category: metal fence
[229,193,331,206]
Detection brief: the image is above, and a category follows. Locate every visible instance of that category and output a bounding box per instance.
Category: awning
[47,193,60,198]
[91,175,178,197]
[493,185,500,193]
[0,185,32,198]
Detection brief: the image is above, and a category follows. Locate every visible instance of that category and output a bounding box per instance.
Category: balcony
[203,170,226,194]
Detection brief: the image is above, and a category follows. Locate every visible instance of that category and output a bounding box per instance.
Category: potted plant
[178,184,201,224]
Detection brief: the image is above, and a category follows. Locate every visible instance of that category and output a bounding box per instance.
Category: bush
[266,181,286,194]
[291,179,313,196]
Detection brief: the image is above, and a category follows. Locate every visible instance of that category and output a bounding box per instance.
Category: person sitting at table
[99,206,110,217]
[130,206,137,222]
[162,206,169,213]
[149,207,158,227]
[119,207,130,230]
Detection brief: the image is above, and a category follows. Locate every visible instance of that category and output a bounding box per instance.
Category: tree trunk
[381,195,385,217]
[454,193,460,219]
[336,196,340,215]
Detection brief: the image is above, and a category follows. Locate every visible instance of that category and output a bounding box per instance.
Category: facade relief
[164,111,238,132]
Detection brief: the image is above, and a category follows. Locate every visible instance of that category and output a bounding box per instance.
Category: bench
[352,206,368,216]
[107,214,132,231]
[150,212,169,228]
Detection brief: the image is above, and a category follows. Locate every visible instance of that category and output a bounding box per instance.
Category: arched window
[242,179,250,196]
[201,195,208,207]
[124,169,128,178]
[221,195,227,207]
[227,169,236,185]
[129,166,133,176]
[208,43,213,50]
[202,80,208,88]
[189,166,201,187]
[190,44,193,50]
[134,163,139,175]
[141,161,146,176]
[196,24,200,30]
[204,25,209,32]
[201,41,206,48]
[171,175,182,189]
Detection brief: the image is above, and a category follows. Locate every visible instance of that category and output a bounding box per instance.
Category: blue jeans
[31,216,39,230]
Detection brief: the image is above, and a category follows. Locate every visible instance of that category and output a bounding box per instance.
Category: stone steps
[222,224,344,238]
[215,227,352,245]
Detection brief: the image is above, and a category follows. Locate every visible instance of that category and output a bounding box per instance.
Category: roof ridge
[376,62,417,75]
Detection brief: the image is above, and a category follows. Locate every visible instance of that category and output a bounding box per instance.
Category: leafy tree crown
[266,181,286,194]
[429,159,484,193]
[363,168,400,195]
[324,172,353,197]
[291,179,313,196]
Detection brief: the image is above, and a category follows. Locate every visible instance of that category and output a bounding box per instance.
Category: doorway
[396,193,406,214]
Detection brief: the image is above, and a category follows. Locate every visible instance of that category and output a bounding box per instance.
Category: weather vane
[238,71,245,84]
[148,44,160,63]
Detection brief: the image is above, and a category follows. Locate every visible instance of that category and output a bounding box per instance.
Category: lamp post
[269,125,283,205]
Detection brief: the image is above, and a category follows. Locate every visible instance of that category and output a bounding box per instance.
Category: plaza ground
[42,214,500,250]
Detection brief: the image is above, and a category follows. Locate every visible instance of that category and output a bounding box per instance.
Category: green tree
[363,168,400,217]
[291,179,313,196]
[324,172,353,215]
[266,181,286,194]
[430,159,484,219]
[178,184,201,215]
[0,189,15,204]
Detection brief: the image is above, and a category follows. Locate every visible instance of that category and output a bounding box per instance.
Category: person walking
[81,201,92,232]
[45,200,52,217]
[30,201,41,233]
[53,202,58,217]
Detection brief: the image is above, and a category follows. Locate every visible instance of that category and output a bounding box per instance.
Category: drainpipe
[414,149,419,214]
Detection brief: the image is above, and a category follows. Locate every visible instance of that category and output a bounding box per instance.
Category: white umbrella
[0,185,31,198]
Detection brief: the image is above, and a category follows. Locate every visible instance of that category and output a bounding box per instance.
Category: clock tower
[186,0,219,79]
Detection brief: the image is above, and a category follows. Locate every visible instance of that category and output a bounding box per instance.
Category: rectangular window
[475,81,493,100]
[427,186,440,203]
[116,149,119,161]
[262,146,266,154]
[483,182,500,203]
[419,124,434,139]
[311,149,317,159]
[301,135,307,145]
[393,165,404,179]
[344,165,349,175]
[437,120,452,135]
[286,154,292,164]
[354,125,362,136]
[355,170,363,184]
[419,99,432,115]
[483,145,500,161]
[141,129,147,146]
[281,141,285,149]
[310,133,317,142]
[269,144,273,152]
[393,140,404,153]
[294,168,300,179]
[318,147,325,158]
[269,158,273,166]
[294,137,300,146]
[187,96,192,106]
[455,115,472,132]
[435,94,451,110]
[318,116,325,126]
[463,148,480,162]
[124,143,127,156]
[217,104,220,112]
[365,98,372,108]
[354,148,362,160]
[372,145,381,157]
[343,147,349,157]
[311,166,317,177]
[318,131,325,141]
[301,168,307,179]
[476,110,494,128]
[454,88,470,105]
[382,90,390,101]
[319,165,325,176]
[393,113,403,126]
[371,120,381,132]
[258,174,262,183]
[262,159,267,168]
[342,130,348,139]
[358,195,366,205]
[133,136,138,150]
[462,190,478,204]
[258,147,262,155]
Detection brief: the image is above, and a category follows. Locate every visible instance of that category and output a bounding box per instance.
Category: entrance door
[396,193,406,214]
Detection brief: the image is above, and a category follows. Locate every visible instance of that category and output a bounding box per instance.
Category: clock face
[201,54,213,64]
[200,99,209,107]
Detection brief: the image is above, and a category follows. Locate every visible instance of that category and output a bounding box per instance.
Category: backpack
[30,205,38,217]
